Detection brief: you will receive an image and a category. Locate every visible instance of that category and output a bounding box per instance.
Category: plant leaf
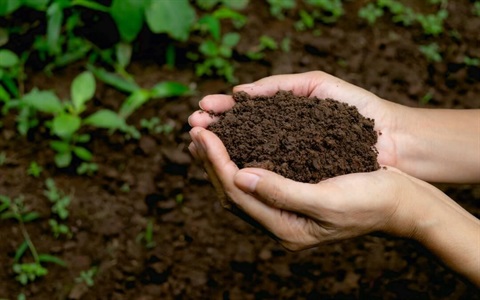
[87,65,139,93]
[14,240,29,262]
[54,151,72,168]
[0,49,19,67]
[73,146,93,161]
[116,42,132,68]
[21,212,40,223]
[22,89,63,114]
[118,89,151,118]
[198,15,221,41]
[52,114,81,139]
[110,0,145,42]
[222,32,240,47]
[71,71,95,114]
[145,0,196,41]
[22,0,50,10]
[38,254,67,267]
[46,1,63,55]
[0,0,22,16]
[50,140,70,153]
[84,109,127,130]
[150,82,189,98]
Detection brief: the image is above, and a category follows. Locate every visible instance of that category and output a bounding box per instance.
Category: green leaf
[50,140,70,153]
[118,89,151,118]
[198,15,221,40]
[0,0,22,16]
[111,0,145,42]
[54,151,72,168]
[52,114,81,139]
[87,65,139,93]
[73,146,93,161]
[14,241,28,262]
[150,82,189,98]
[38,254,67,267]
[84,109,127,130]
[0,49,19,67]
[145,0,196,41]
[22,0,50,10]
[71,71,95,114]
[222,32,240,47]
[116,42,132,68]
[46,2,64,55]
[22,89,63,114]
[199,40,218,56]
[21,212,40,222]
[223,0,249,10]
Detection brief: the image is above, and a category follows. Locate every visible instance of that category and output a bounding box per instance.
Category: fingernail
[234,171,260,193]
[234,83,255,90]
[198,100,205,110]
[187,115,193,126]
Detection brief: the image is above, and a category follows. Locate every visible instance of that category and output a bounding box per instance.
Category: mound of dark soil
[208,90,380,183]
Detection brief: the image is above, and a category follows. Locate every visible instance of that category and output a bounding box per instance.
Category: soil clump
[208,90,380,183]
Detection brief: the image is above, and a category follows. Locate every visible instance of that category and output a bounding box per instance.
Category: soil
[209,91,380,183]
[1,1,480,299]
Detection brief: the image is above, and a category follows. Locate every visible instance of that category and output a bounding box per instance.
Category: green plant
[75,266,98,287]
[419,43,442,62]
[49,219,72,238]
[140,117,173,135]
[474,1,480,17]
[358,3,384,25]
[295,10,315,31]
[246,35,278,60]
[420,91,434,105]
[196,0,249,10]
[266,0,296,19]
[416,9,448,36]
[0,151,6,165]
[44,178,70,220]
[136,218,156,249]
[305,0,344,24]
[463,56,480,67]
[27,161,43,178]
[0,49,26,107]
[1,195,66,285]
[76,162,98,176]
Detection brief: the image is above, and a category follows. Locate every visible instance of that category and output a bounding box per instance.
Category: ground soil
[1,1,480,299]
[209,91,379,183]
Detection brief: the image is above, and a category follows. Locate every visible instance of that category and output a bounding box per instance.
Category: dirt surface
[209,91,379,183]
[1,0,480,299]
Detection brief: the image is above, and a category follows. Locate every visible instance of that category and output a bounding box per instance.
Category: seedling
[0,194,65,285]
[463,56,480,67]
[76,162,98,176]
[358,3,384,25]
[246,35,278,60]
[75,266,98,287]
[267,0,296,19]
[475,1,480,17]
[195,0,249,10]
[27,161,43,178]
[44,178,70,220]
[140,117,173,135]
[136,218,156,249]
[0,49,26,110]
[49,219,72,238]
[305,0,344,24]
[416,9,448,36]
[419,43,442,63]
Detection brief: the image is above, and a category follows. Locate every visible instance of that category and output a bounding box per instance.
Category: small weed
[358,3,384,25]
[420,92,434,105]
[416,9,448,36]
[44,178,70,220]
[305,0,344,24]
[140,117,173,135]
[267,0,296,19]
[475,2,480,17]
[49,219,72,239]
[419,43,442,62]
[1,194,65,285]
[27,161,43,178]
[246,35,278,60]
[0,151,6,166]
[137,218,156,249]
[295,10,315,31]
[175,193,185,204]
[75,266,98,287]
[463,56,480,67]
[76,162,98,176]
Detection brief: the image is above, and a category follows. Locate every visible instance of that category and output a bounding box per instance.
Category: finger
[188,142,199,160]
[233,168,331,216]
[188,110,219,128]
[233,71,326,97]
[199,94,236,113]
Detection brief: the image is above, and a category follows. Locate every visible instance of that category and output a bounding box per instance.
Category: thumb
[233,168,319,215]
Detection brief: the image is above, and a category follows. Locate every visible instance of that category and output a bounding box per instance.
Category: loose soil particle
[208,91,380,183]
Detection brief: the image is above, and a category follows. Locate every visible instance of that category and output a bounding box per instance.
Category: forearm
[413,189,480,286]
[395,108,480,183]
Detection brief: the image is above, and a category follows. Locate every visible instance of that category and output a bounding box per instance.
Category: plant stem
[71,0,110,13]
[13,205,39,263]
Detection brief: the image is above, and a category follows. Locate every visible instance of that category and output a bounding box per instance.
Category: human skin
[188,71,480,285]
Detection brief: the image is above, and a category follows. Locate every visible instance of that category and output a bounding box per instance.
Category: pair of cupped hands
[188,71,439,250]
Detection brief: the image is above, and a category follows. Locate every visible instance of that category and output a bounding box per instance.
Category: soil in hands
[208,90,380,183]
